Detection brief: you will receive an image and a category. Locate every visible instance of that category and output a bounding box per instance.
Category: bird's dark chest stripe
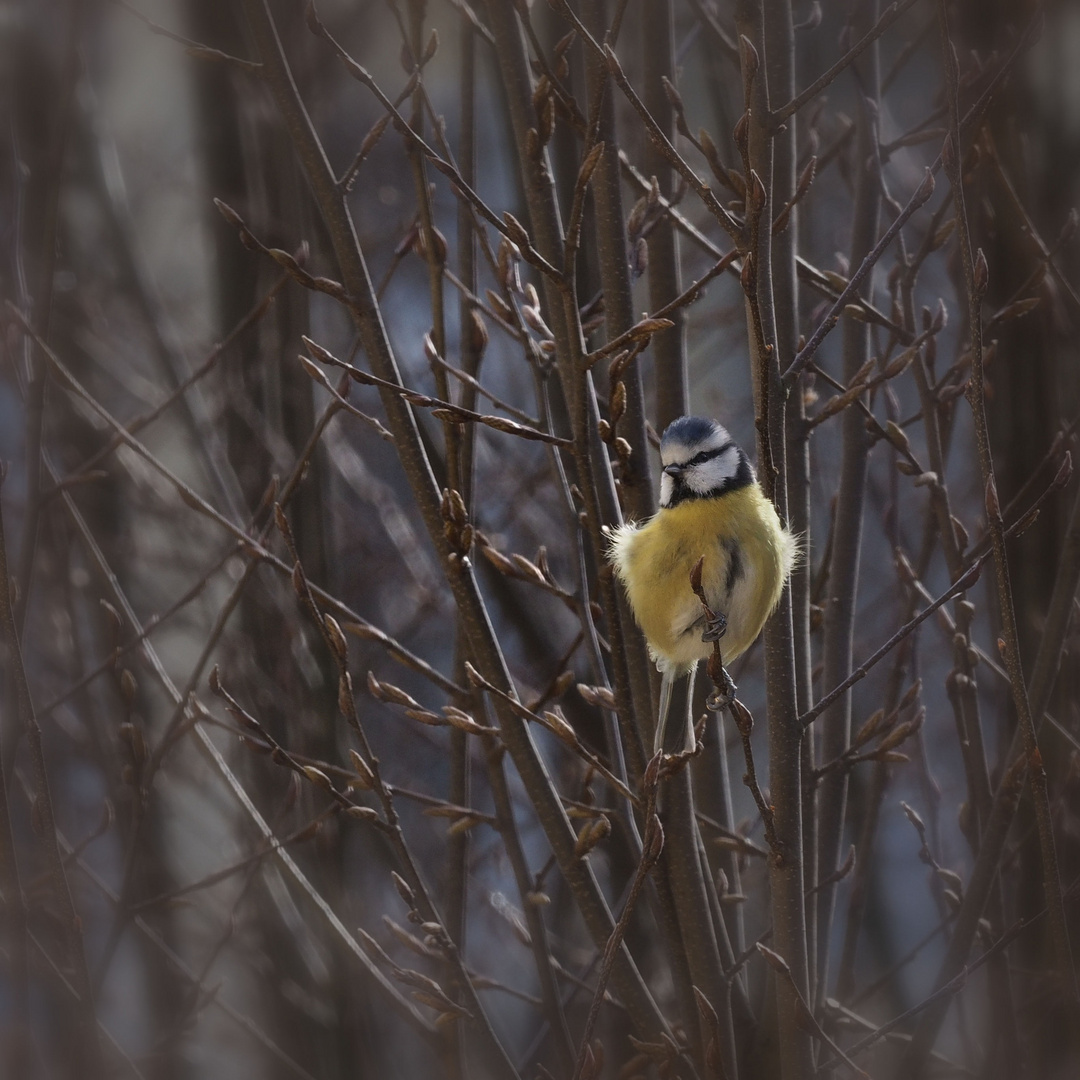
[722,537,743,594]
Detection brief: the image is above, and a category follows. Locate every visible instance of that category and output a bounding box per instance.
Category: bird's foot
[701,610,728,643]
[706,667,737,711]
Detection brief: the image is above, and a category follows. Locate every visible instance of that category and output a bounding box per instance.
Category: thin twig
[0,472,105,1074]
[769,0,920,128]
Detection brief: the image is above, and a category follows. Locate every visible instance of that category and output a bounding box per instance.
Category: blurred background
[2,1,1080,1077]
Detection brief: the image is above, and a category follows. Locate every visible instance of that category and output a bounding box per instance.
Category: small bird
[607,416,796,753]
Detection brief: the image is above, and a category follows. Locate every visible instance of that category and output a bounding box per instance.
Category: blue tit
[607,416,797,754]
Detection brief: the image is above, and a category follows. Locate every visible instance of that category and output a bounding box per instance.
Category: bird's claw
[701,611,728,643]
[706,669,737,711]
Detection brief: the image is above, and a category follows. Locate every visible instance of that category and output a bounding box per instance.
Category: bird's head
[659,416,754,508]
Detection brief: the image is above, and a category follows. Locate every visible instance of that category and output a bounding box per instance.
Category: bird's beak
[663,464,684,477]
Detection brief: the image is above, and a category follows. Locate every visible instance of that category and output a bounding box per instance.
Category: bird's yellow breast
[608,485,795,672]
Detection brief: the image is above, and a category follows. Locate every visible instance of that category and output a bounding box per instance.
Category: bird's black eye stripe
[688,442,732,466]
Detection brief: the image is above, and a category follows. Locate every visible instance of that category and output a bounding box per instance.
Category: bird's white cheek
[660,473,675,506]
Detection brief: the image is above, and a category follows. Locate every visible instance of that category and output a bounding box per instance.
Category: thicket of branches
[4,1,1080,1078]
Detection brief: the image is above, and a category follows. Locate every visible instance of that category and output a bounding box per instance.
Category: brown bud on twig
[502,212,530,250]
[521,302,554,341]
[414,226,448,266]
[608,348,635,382]
[884,348,916,380]
[391,871,416,909]
[602,41,623,77]
[1054,451,1074,489]
[1057,207,1079,247]
[988,296,1040,326]
[740,251,756,296]
[756,942,791,977]
[853,709,885,748]
[509,553,546,584]
[694,985,719,1028]
[914,168,936,207]
[442,706,490,736]
[324,614,348,663]
[100,598,124,638]
[573,815,611,859]
[577,141,605,190]
[901,801,926,835]
[542,709,577,746]
[344,114,392,191]
[739,34,759,84]
[577,683,617,710]
[301,765,334,793]
[423,28,439,63]
[496,237,522,294]
[627,316,674,341]
[442,487,468,527]
[349,749,376,790]
[531,75,550,116]
[119,668,137,706]
[930,217,957,252]
[900,680,923,711]
[119,722,146,765]
[699,127,737,191]
[937,866,964,894]
[661,75,683,112]
[941,131,957,173]
[366,670,385,701]
[749,169,767,216]
[338,671,356,719]
[985,474,1000,519]
[467,309,489,355]
[303,0,325,36]
[537,96,555,147]
[609,381,626,424]
[290,562,306,599]
[883,420,911,456]
[973,248,989,296]
[366,672,423,712]
[733,111,749,157]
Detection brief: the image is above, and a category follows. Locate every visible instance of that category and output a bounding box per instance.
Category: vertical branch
[445,20,480,1078]
[456,20,483,509]
[403,0,460,496]
[641,0,687,429]
[483,1,654,802]
[733,3,813,1077]
[581,0,655,521]
[482,737,576,1073]
[0,511,28,1075]
[580,0,658,777]
[895,755,1026,1078]
[13,0,84,636]
[936,0,1080,1016]
[813,0,881,1004]
[661,702,739,1076]
[248,0,672,1045]
[895,453,1080,1077]
[763,0,815,988]
[0,476,104,1076]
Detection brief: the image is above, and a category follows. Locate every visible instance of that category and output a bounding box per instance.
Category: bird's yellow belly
[609,487,791,673]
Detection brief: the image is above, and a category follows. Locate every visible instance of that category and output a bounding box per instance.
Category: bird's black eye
[689,451,710,466]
